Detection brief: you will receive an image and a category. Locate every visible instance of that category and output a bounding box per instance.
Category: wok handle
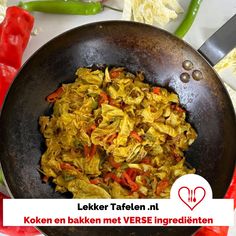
[198,14,236,66]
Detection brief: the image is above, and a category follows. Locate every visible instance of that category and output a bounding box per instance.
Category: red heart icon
[178,186,206,211]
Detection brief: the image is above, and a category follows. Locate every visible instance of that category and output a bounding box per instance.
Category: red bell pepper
[98,92,109,106]
[46,86,64,103]
[0,6,34,108]
[122,171,139,192]
[0,192,39,236]
[108,156,121,169]
[153,87,161,94]
[130,131,142,142]
[104,172,121,183]
[194,168,236,236]
[225,168,236,208]
[0,6,36,235]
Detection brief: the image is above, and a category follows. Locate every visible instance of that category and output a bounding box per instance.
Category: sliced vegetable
[98,92,109,106]
[106,133,118,144]
[68,179,111,198]
[171,104,185,113]
[90,178,103,185]
[39,66,197,199]
[104,172,121,183]
[130,131,142,142]
[60,162,77,171]
[108,156,121,169]
[140,156,151,164]
[42,175,49,183]
[110,68,124,79]
[110,181,138,198]
[156,179,169,195]
[87,124,96,135]
[174,0,202,38]
[89,144,97,158]
[123,0,183,26]
[153,87,161,94]
[83,145,90,158]
[126,168,140,181]
[46,87,64,103]
[122,171,139,192]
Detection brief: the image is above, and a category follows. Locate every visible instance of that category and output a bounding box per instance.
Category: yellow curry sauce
[39,67,197,199]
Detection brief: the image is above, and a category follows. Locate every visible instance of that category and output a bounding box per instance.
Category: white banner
[3,174,234,227]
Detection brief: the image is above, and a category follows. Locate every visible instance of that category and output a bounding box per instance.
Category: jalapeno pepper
[174,0,202,38]
[0,6,34,108]
[19,1,103,15]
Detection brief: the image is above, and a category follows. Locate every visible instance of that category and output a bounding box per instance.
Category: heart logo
[178,186,206,211]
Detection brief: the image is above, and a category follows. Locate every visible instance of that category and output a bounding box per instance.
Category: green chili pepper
[18,1,103,15]
[0,169,4,185]
[174,0,202,38]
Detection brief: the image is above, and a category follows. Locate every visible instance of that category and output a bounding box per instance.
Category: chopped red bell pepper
[60,162,74,171]
[86,124,96,135]
[42,175,49,183]
[0,6,34,108]
[108,97,120,108]
[110,67,124,79]
[104,172,121,183]
[106,133,118,144]
[110,70,121,79]
[90,178,103,185]
[130,131,142,142]
[46,86,64,103]
[108,156,121,169]
[153,87,161,94]
[126,168,140,181]
[171,104,185,113]
[83,144,90,158]
[122,171,139,192]
[83,144,97,159]
[140,156,151,164]
[89,144,97,158]
[98,92,108,106]
[156,179,169,196]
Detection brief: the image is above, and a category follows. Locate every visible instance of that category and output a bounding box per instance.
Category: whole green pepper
[18,1,103,15]
[174,0,202,38]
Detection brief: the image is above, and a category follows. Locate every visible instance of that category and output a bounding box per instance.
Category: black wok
[0,19,236,236]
